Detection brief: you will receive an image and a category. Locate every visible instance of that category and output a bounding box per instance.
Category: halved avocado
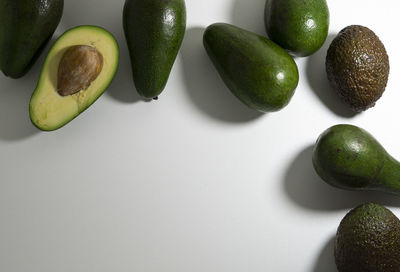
[29,25,119,131]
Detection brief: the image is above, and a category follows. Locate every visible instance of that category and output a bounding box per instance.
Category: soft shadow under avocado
[230,0,267,36]
[0,37,56,140]
[105,38,142,104]
[0,79,39,141]
[313,236,337,272]
[306,33,357,118]
[104,19,142,104]
[180,27,263,123]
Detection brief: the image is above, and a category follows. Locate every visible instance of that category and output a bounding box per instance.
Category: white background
[1,0,400,271]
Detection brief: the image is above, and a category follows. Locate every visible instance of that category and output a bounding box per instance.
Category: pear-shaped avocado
[313,124,400,195]
[0,0,63,78]
[123,0,186,99]
[335,203,400,272]
[326,25,389,112]
[203,23,299,112]
[264,0,329,57]
[29,26,119,131]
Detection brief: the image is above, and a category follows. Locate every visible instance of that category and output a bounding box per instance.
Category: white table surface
[1,0,399,271]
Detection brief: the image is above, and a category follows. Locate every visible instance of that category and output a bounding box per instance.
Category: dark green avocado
[313,124,400,195]
[326,25,389,112]
[0,0,63,78]
[203,23,299,112]
[264,0,329,57]
[123,0,186,99]
[335,203,400,272]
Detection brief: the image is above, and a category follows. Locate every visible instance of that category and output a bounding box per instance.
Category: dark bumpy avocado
[313,124,400,195]
[123,0,186,99]
[0,0,63,78]
[326,25,389,112]
[264,0,329,57]
[203,23,299,112]
[335,203,400,272]
[29,26,119,131]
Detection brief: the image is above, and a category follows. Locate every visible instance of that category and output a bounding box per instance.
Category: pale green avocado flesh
[29,25,119,131]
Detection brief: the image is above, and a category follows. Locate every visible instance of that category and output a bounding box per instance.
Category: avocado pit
[57,45,103,96]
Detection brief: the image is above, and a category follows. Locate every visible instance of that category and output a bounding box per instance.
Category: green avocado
[203,23,299,112]
[264,0,329,57]
[335,203,400,272]
[123,0,186,99]
[313,124,400,195]
[326,25,390,112]
[0,0,63,78]
[29,26,119,131]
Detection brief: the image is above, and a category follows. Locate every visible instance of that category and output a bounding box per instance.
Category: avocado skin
[123,0,186,99]
[203,23,299,112]
[0,0,63,78]
[264,0,329,57]
[335,203,400,272]
[326,25,389,112]
[313,124,400,195]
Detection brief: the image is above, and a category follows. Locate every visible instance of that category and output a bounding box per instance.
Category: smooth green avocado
[264,0,329,57]
[335,203,400,272]
[326,25,389,112]
[313,124,400,195]
[0,0,63,78]
[29,25,119,131]
[203,23,299,112]
[123,0,186,99]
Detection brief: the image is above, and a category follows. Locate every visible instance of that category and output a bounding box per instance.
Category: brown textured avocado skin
[335,203,400,272]
[326,25,389,112]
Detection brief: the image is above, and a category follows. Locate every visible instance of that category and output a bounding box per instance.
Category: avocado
[203,23,299,112]
[326,25,389,112]
[0,0,63,78]
[313,124,400,195]
[264,0,329,57]
[335,203,400,272]
[123,0,186,99]
[29,25,119,131]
